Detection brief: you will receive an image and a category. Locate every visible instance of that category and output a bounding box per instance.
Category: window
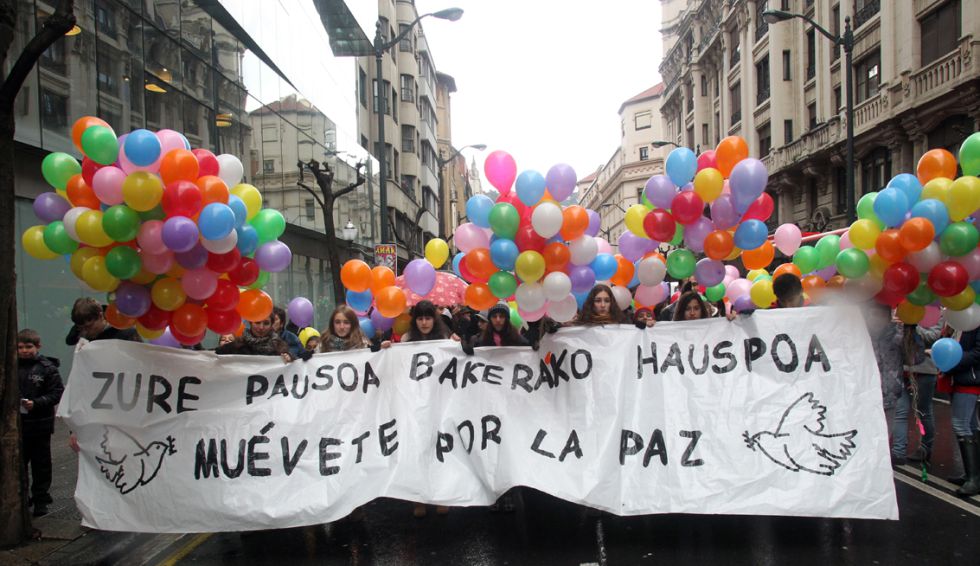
[378,17,389,41]
[806,29,816,80]
[391,86,397,121]
[730,31,741,65]
[634,111,652,130]
[714,112,721,144]
[702,123,709,145]
[423,187,439,212]
[400,74,414,102]
[95,1,117,39]
[832,4,841,60]
[730,82,742,125]
[855,51,880,103]
[781,0,791,9]
[687,125,695,149]
[398,24,413,52]
[834,166,846,214]
[372,79,379,113]
[263,159,274,173]
[756,56,770,105]
[305,199,315,221]
[755,1,768,40]
[854,0,880,28]
[807,178,818,214]
[40,89,68,130]
[920,0,960,66]
[757,122,772,156]
[784,119,794,144]
[807,102,818,129]
[401,175,416,195]
[359,68,367,108]
[700,74,707,97]
[782,50,792,80]
[401,125,415,153]
[861,147,892,194]
[834,85,842,111]
[639,147,649,161]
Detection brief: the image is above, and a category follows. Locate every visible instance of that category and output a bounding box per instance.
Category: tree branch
[296,181,325,209]
[0,0,74,108]
[333,177,364,200]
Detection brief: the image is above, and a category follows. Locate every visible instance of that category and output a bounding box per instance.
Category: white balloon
[531,202,562,238]
[62,207,91,242]
[201,229,239,254]
[217,154,244,188]
[547,294,578,323]
[543,272,572,302]
[569,235,598,266]
[515,281,546,312]
[611,285,632,310]
[908,242,943,274]
[637,257,667,286]
[945,304,980,331]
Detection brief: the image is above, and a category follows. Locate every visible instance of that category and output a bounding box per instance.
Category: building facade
[659,0,980,232]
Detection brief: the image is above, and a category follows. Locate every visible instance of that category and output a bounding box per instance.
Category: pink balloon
[773,223,802,255]
[634,284,667,306]
[959,248,980,280]
[454,222,490,253]
[725,278,752,301]
[118,137,161,174]
[595,237,613,255]
[156,129,187,155]
[921,305,941,327]
[484,151,517,194]
[91,166,126,205]
[142,251,175,274]
[840,230,853,249]
[137,220,168,255]
[519,304,548,322]
[181,268,218,300]
[725,265,740,280]
[697,150,717,171]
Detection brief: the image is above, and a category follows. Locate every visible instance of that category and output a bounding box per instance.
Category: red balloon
[170,326,206,346]
[927,261,969,297]
[697,150,717,171]
[874,289,904,308]
[514,224,546,252]
[458,255,478,284]
[138,304,171,330]
[882,262,919,295]
[643,209,676,242]
[206,306,242,334]
[161,180,203,218]
[742,193,774,221]
[81,157,105,187]
[206,248,242,273]
[671,192,704,225]
[171,304,208,337]
[207,279,241,311]
[227,257,259,286]
[192,149,220,177]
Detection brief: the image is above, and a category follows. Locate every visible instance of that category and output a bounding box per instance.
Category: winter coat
[215,332,289,357]
[17,355,64,436]
[947,329,980,391]
[872,322,903,411]
[474,330,529,347]
[279,329,304,359]
[66,324,141,345]
[905,324,941,376]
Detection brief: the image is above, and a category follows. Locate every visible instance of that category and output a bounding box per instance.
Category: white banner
[59,306,898,532]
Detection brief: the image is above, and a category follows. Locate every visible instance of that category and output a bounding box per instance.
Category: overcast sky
[415,0,664,190]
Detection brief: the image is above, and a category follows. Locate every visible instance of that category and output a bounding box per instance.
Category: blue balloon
[347,289,373,313]
[452,252,465,277]
[665,147,697,188]
[228,195,248,228]
[872,187,910,228]
[887,173,923,205]
[910,199,950,235]
[573,290,590,309]
[932,337,963,372]
[199,203,236,241]
[971,280,980,294]
[490,238,520,270]
[236,224,259,256]
[590,253,618,280]
[358,316,376,339]
[733,219,768,250]
[123,129,162,166]
[515,170,546,206]
[466,194,495,229]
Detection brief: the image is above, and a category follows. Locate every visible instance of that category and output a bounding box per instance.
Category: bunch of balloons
[22,116,292,346]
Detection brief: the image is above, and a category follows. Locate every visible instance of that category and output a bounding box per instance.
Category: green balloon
[835,248,870,279]
[102,205,141,242]
[42,221,77,255]
[488,203,520,239]
[80,125,119,165]
[793,246,820,274]
[705,282,726,302]
[670,223,685,246]
[41,152,81,191]
[248,270,270,290]
[666,248,696,279]
[488,270,517,299]
[250,208,286,244]
[138,205,167,222]
[939,221,979,257]
[510,305,524,329]
[960,132,980,177]
[105,246,142,279]
[907,281,936,306]
[641,192,654,209]
[815,235,841,269]
[856,192,885,228]
[754,274,773,282]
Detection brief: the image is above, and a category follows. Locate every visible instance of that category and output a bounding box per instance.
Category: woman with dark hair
[215,313,302,362]
[672,291,711,321]
[272,306,304,360]
[575,284,627,325]
[319,305,369,352]
[402,300,452,342]
[468,302,528,349]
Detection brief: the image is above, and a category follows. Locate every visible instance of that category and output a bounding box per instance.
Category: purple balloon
[370,308,394,332]
[815,265,837,280]
[733,295,756,314]
[287,297,314,328]
[644,175,677,209]
[175,242,208,269]
[254,240,292,272]
[404,258,436,296]
[618,232,655,262]
[729,158,769,213]
[710,194,740,229]
[162,216,200,253]
[568,264,596,293]
[114,282,151,317]
[695,258,726,287]
[683,216,714,253]
[149,327,181,348]
[585,209,601,237]
[545,164,577,202]
[33,192,71,223]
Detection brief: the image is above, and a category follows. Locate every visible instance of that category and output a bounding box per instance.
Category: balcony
[853,0,880,29]
[763,118,844,175]
[853,92,887,133]
[912,40,969,100]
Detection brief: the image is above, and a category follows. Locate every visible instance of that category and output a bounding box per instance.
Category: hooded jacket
[17,355,64,436]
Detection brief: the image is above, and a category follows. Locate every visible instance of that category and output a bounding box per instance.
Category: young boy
[772,273,805,308]
[17,329,65,517]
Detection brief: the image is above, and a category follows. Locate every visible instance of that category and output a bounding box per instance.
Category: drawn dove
[95,426,177,494]
[743,392,857,476]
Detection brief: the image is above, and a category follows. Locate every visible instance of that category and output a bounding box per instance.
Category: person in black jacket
[65,297,142,345]
[17,329,65,517]
[463,302,529,354]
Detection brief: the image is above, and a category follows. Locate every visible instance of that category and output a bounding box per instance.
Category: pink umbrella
[394,270,467,307]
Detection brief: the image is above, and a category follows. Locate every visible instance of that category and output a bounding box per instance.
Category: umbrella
[394,270,467,307]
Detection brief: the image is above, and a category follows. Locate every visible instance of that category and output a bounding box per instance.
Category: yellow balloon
[122,171,163,212]
[514,250,545,282]
[129,269,157,285]
[424,238,450,269]
[693,167,724,203]
[151,276,187,311]
[136,323,165,340]
[941,286,976,311]
[750,279,776,308]
[75,210,114,247]
[920,177,952,204]
[747,268,769,281]
[81,256,120,292]
[869,253,891,279]
[70,246,102,278]
[896,301,924,324]
[22,225,59,259]
[948,175,980,222]
[624,204,649,238]
[848,219,881,250]
[725,246,742,261]
[231,183,262,220]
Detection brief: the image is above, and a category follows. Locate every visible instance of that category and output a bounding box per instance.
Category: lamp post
[437,143,486,238]
[342,219,358,241]
[764,8,855,224]
[372,7,463,245]
[651,140,701,154]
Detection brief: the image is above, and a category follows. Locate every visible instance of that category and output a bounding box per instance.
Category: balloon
[666,248,696,279]
[856,192,883,226]
[370,309,394,333]
[101,204,140,242]
[611,285,633,310]
[637,256,667,286]
[485,239,516,272]
[244,209,284,245]
[932,337,964,372]
[611,255,637,287]
[696,229,730,261]
[160,180,202,218]
[230,184,261,220]
[705,283,726,302]
[726,278,752,301]
[941,287,976,311]
[124,129,163,166]
[405,259,437,296]
[640,208,673,242]
[948,176,980,222]
[41,221,76,255]
[421,238,448,269]
[41,152,81,191]
[465,194,495,228]
[569,235,598,266]
[79,125,118,166]
[375,286,407,318]
[488,271,518,298]
[247,270,270,290]
[742,193,775,221]
[171,304,208,337]
[693,167,724,202]
[200,229,238,255]
[644,175,677,209]
[114,281,152,318]
[848,219,882,250]
[488,203,520,239]
[341,259,371,292]
[104,246,141,279]
[665,147,697,187]
[733,219,767,250]
[465,282,497,310]
[367,267,394,298]
[960,131,980,176]
[560,205,589,241]
[515,250,546,282]
[836,248,870,279]
[121,171,164,212]
[909,198,949,235]
[749,278,776,308]
[254,241,292,272]
[542,241,571,273]
[160,216,199,253]
[75,210,114,247]
[671,191,704,224]
[898,217,935,252]
[32,191,71,223]
[695,258,725,287]
[151,277,186,311]
[515,281,547,312]
[715,136,749,177]
[793,246,820,274]
[206,279,240,311]
[545,164,577,202]
[921,177,951,203]
[940,221,980,257]
[72,116,111,152]
[874,229,906,263]
[515,170,547,206]
[531,202,563,239]
[568,265,596,293]
[237,289,274,322]
[217,154,245,188]
[543,272,572,302]
[882,262,919,295]
[916,148,957,184]
[729,158,768,212]
[345,289,372,313]
[159,149,199,186]
[88,165,125,206]
[198,176,230,206]
[617,232,652,262]
[137,304,171,332]
[683,216,713,253]
[207,307,242,335]
[192,148,220,177]
[142,251,175,274]
[872,187,910,228]
[815,235,841,269]
[454,222,490,253]
[591,253,618,281]
[18,226,53,261]
[634,283,667,307]
[887,173,923,205]
[624,204,650,237]
[546,294,578,323]
[928,261,969,297]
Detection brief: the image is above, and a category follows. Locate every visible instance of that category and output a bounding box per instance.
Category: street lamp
[763,8,855,224]
[438,143,486,237]
[651,140,701,154]
[342,219,358,241]
[372,7,464,245]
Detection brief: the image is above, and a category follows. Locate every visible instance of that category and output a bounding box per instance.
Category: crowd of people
[15,275,980,519]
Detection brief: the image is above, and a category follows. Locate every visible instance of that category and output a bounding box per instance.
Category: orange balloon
[827,274,846,288]
[464,282,497,310]
[66,174,100,208]
[160,149,200,186]
[197,175,230,206]
[340,259,372,292]
[916,148,958,184]
[609,254,635,287]
[234,321,245,337]
[376,286,407,318]
[801,275,826,293]
[560,205,589,241]
[715,136,749,178]
[465,248,497,280]
[875,229,906,263]
[171,303,208,337]
[237,289,273,322]
[370,266,396,295]
[105,303,136,329]
[742,240,775,270]
[898,217,935,252]
[542,242,571,273]
[704,230,735,261]
[772,262,802,280]
[72,116,111,152]
[392,312,412,335]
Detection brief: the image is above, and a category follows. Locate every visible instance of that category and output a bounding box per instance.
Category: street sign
[374,243,397,271]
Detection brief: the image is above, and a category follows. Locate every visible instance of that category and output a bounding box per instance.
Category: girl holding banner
[319,305,370,353]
